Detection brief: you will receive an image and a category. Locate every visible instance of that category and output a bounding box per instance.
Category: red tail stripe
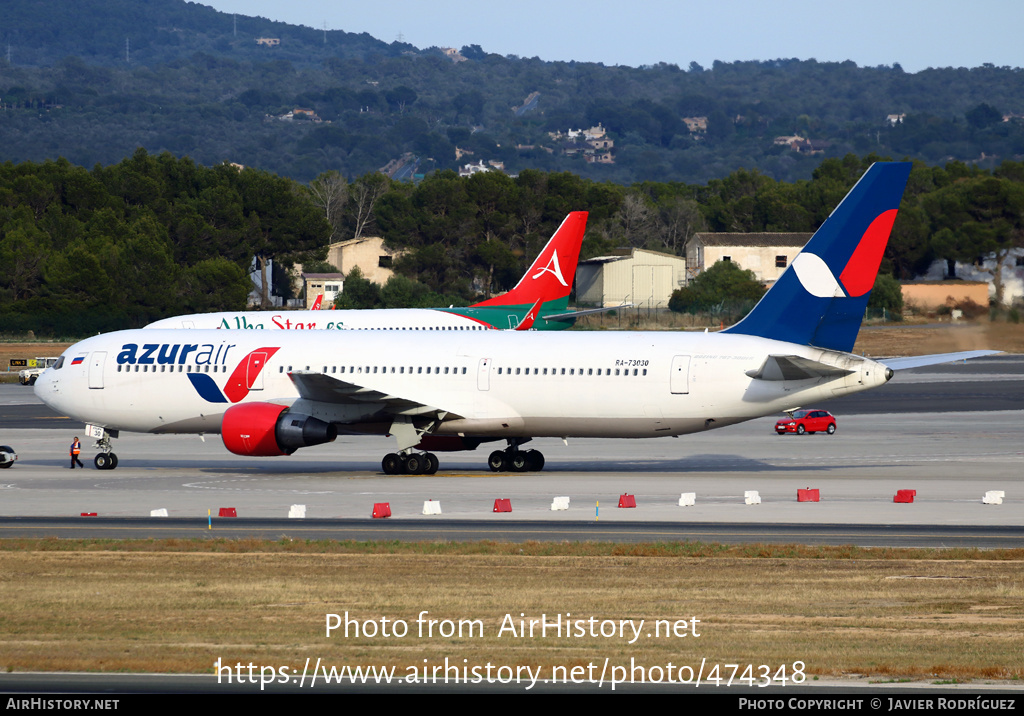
[839,209,898,298]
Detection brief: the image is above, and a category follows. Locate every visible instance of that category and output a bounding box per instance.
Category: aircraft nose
[33,368,58,403]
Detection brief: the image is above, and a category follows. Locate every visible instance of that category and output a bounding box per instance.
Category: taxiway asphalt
[0,355,1019,543]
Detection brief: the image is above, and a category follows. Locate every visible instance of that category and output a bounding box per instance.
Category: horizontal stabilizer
[879,350,1001,371]
[746,355,855,381]
[542,303,635,322]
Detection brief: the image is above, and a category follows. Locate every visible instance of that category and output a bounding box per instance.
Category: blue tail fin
[723,162,912,352]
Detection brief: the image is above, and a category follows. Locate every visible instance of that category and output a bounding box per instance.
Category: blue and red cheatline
[187,347,280,403]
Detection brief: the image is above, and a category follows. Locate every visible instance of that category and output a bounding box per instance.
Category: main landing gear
[379,418,548,475]
[381,416,444,475]
[487,441,545,473]
[382,452,439,475]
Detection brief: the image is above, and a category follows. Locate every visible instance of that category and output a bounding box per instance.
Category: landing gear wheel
[0,445,13,469]
[510,452,529,472]
[382,453,402,475]
[423,453,439,475]
[826,424,836,435]
[488,450,507,472]
[403,453,423,475]
[796,425,806,435]
[94,453,115,470]
[525,450,545,471]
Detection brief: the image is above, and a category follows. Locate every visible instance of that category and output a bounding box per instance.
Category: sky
[197,0,1022,73]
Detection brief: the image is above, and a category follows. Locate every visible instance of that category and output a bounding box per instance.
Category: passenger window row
[275,365,649,378]
[496,367,647,377]
[281,365,469,375]
[117,364,218,373]
[351,325,489,331]
[116,362,649,378]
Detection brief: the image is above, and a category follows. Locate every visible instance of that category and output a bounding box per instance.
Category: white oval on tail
[792,253,845,298]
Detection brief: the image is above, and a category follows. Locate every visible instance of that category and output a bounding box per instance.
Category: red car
[775,410,836,435]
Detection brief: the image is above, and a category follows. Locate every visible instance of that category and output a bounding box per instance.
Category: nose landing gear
[90,426,119,470]
[94,452,119,470]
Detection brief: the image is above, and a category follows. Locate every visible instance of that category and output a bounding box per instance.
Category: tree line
[2,151,1023,336]
[0,150,329,334]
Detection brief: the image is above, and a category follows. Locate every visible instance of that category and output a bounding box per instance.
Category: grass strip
[1,539,1022,681]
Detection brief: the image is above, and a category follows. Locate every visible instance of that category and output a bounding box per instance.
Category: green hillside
[2,0,1023,184]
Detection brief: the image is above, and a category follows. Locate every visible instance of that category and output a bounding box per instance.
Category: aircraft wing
[287,371,463,419]
[878,350,1001,371]
[542,303,635,322]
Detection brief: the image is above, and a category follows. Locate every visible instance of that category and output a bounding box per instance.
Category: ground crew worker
[70,437,84,469]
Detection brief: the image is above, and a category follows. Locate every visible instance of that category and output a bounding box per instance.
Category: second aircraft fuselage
[144,305,567,332]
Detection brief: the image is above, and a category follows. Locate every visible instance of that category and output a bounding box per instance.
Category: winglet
[311,294,323,310]
[514,299,544,330]
[724,162,912,352]
[471,212,588,308]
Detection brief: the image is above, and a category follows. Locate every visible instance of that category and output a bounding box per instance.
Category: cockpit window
[53,357,65,370]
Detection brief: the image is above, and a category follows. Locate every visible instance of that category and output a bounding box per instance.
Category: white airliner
[144,212,612,333]
[35,163,995,473]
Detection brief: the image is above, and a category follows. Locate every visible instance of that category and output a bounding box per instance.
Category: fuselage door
[246,352,268,391]
[670,355,691,394]
[88,351,106,390]
[477,358,491,391]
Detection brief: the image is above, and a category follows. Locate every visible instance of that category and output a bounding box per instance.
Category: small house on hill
[326,236,405,286]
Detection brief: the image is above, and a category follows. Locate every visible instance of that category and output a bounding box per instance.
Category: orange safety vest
[71,442,81,456]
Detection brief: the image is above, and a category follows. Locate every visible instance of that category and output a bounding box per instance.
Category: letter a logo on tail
[531,251,568,287]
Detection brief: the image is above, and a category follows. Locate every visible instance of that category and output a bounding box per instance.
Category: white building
[686,233,811,285]
[302,273,346,309]
[325,236,405,286]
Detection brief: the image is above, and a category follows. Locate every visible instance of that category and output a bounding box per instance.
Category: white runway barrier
[150,508,168,517]
[288,504,306,518]
[982,491,1005,505]
[744,490,761,505]
[550,496,570,511]
[422,500,442,515]
[678,493,696,507]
